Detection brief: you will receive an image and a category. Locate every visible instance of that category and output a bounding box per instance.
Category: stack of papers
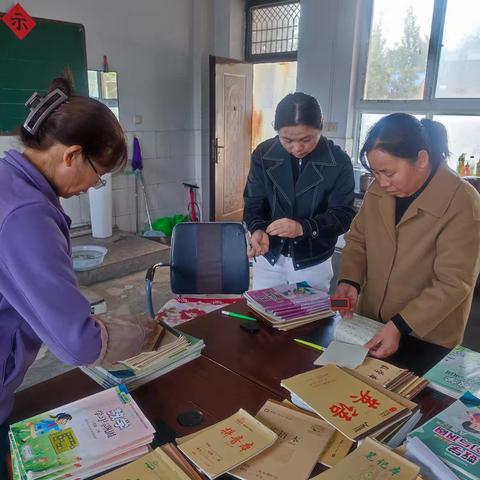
[422,344,480,398]
[244,281,333,331]
[81,329,204,390]
[9,385,155,480]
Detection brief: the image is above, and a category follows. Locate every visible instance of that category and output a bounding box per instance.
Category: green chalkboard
[0,14,88,134]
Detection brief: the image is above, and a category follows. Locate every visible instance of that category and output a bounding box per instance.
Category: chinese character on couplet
[390,466,401,475]
[350,390,380,409]
[240,442,254,451]
[1,4,36,40]
[230,435,244,445]
[221,427,235,437]
[329,402,358,421]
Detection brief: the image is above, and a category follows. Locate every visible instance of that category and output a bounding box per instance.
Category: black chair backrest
[170,222,249,294]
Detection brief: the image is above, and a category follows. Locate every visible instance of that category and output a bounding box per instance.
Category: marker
[221,310,257,322]
[293,338,325,352]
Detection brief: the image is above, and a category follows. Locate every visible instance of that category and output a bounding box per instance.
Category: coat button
[293,240,297,245]
[296,264,300,268]
[280,239,284,243]
[312,231,318,237]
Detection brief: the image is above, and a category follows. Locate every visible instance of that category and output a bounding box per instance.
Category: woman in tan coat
[336,113,480,358]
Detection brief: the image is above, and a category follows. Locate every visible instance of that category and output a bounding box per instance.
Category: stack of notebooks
[311,437,422,479]
[244,281,333,331]
[81,325,204,390]
[281,364,421,448]
[422,344,480,398]
[9,385,155,480]
[96,445,203,479]
[352,357,428,400]
[174,401,337,480]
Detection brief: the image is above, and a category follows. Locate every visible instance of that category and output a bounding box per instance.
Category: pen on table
[221,310,257,322]
[293,338,325,352]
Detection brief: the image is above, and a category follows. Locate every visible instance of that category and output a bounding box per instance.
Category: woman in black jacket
[243,92,356,290]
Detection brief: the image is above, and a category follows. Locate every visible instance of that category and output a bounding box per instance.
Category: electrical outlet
[134,114,143,125]
[324,122,338,133]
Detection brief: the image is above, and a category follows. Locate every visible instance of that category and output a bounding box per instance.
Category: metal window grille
[246,1,300,62]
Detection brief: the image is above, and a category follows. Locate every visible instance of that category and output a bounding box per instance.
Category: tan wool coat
[340,164,480,348]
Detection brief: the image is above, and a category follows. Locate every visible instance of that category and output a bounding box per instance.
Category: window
[356,0,480,169]
[246,1,300,62]
[88,70,119,119]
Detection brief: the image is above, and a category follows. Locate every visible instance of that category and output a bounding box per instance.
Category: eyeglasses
[85,155,107,189]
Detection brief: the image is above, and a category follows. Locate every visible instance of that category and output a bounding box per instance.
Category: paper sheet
[313,341,368,369]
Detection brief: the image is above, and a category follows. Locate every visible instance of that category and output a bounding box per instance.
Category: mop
[132,136,165,239]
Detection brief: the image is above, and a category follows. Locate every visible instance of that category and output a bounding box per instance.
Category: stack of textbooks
[281,364,420,447]
[407,392,480,480]
[422,344,480,398]
[244,281,333,331]
[9,385,155,480]
[81,326,204,390]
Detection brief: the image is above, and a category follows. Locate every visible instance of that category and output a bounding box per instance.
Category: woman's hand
[248,230,270,257]
[266,218,303,238]
[334,282,359,318]
[364,321,401,359]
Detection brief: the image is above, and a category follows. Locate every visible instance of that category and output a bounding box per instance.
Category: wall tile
[156,131,171,157]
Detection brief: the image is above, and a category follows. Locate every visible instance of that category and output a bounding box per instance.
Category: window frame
[354,0,480,160]
[87,70,120,114]
[245,0,300,63]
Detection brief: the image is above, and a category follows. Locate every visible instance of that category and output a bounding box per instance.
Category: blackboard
[0,14,88,134]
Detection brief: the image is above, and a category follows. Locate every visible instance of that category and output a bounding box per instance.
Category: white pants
[252,254,333,292]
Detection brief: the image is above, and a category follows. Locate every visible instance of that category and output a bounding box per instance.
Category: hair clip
[23,88,68,135]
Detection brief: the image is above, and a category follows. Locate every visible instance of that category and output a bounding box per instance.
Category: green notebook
[423,345,480,399]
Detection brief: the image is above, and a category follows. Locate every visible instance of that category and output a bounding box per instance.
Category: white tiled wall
[114,129,203,233]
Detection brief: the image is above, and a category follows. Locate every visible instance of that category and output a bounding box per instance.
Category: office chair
[145,222,250,319]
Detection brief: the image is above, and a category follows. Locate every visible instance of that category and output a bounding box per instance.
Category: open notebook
[333,313,383,345]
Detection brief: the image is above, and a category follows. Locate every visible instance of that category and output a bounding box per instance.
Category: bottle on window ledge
[457,153,466,176]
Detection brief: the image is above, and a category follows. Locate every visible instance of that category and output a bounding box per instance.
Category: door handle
[214,137,224,164]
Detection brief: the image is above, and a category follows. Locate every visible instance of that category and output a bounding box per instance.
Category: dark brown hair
[360,113,449,171]
[20,72,127,172]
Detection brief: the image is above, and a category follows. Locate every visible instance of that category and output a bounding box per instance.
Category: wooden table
[179,300,454,422]
[10,356,281,444]
[8,302,455,479]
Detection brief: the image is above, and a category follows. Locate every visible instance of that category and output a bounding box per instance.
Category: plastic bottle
[476,156,480,177]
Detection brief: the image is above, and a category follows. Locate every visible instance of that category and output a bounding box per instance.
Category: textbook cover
[423,345,480,399]
[407,392,480,480]
[281,365,410,442]
[9,385,155,480]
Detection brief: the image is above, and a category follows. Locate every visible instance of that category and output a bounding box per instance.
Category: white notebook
[333,313,383,346]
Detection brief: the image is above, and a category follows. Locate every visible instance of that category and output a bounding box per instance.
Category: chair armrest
[145,262,170,319]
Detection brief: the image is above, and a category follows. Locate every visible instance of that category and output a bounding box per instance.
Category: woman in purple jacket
[0,75,157,476]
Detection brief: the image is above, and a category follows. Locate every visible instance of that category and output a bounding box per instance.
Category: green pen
[293,338,325,352]
[221,310,257,322]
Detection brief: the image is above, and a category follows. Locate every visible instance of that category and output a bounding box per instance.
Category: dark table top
[179,300,454,422]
